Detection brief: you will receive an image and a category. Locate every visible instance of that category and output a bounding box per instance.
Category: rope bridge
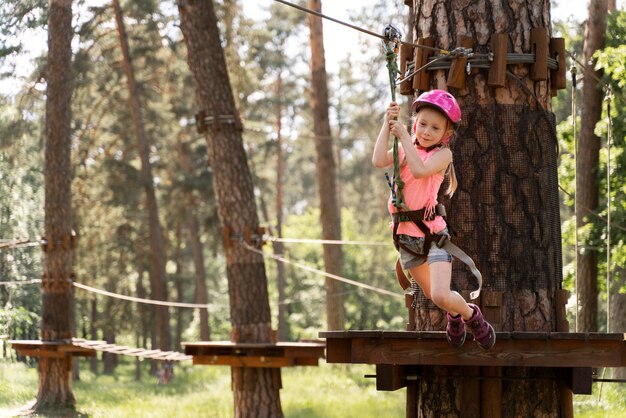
[9,338,191,362]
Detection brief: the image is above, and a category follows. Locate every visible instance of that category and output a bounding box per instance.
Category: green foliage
[1,360,623,417]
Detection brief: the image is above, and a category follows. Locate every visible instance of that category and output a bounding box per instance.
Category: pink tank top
[387,146,447,237]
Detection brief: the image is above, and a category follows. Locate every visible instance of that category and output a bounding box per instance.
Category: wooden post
[446,36,473,89]
[488,34,508,88]
[413,37,434,92]
[481,366,502,418]
[400,43,415,95]
[550,37,567,95]
[482,291,502,331]
[530,28,548,81]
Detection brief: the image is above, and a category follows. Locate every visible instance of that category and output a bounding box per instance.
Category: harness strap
[392,205,483,300]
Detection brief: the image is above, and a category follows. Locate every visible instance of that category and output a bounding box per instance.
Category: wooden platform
[9,339,99,359]
[320,331,626,368]
[183,341,326,368]
[9,338,191,361]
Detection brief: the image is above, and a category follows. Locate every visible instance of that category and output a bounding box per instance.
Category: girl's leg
[408,262,431,299]
[428,261,473,319]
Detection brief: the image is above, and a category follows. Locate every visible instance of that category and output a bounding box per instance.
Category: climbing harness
[391,203,483,301]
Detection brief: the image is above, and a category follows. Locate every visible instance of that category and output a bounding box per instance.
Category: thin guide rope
[241,242,404,299]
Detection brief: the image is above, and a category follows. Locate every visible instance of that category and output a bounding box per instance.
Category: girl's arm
[372,102,399,168]
[389,119,452,178]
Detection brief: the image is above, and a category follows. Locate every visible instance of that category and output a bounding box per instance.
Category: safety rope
[0,239,41,250]
[264,235,388,246]
[240,242,404,299]
[72,282,213,309]
[571,64,579,332]
[382,24,409,211]
[272,0,447,54]
[605,85,613,333]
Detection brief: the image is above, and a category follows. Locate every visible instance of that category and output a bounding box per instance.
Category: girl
[372,89,495,349]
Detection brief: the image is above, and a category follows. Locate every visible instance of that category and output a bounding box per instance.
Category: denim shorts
[397,231,452,270]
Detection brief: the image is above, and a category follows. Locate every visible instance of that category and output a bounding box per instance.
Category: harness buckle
[436,234,448,248]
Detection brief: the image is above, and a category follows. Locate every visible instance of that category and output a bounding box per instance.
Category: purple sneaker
[446,312,466,347]
[464,303,496,350]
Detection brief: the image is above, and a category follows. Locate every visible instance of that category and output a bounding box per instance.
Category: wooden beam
[376,364,407,391]
[446,36,473,89]
[530,28,548,81]
[488,34,508,88]
[192,355,294,368]
[320,331,626,368]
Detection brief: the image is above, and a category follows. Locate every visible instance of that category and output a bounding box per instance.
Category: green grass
[0,359,624,417]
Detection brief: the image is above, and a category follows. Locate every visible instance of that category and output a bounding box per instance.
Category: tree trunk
[306,0,344,331]
[412,1,564,416]
[274,76,288,342]
[174,223,185,349]
[177,1,282,417]
[178,141,211,341]
[112,0,170,350]
[610,292,626,379]
[34,0,76,411]
[90,299,98,373]
[577,0,608,333]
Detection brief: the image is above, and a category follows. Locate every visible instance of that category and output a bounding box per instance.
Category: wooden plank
[192,355,294,368]
[446,36,473,89]
[16,348,65,359]
[460,366,480,417]
[570,367,592,394]
[488,34,508,88]
[550,38,567,93]
[324,333,626,368]
[325,338,352,363]
[530,28,548,81]
[413,37,434,92]
[376,364,407,391]
[481,366,502,418]
[399,43,415,95]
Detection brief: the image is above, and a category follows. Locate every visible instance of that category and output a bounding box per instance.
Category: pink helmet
[410,89,462,124]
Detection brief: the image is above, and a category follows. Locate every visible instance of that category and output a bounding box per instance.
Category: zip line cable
[240,242,404,299]
[264,235,388,246]
[272,0,447,55]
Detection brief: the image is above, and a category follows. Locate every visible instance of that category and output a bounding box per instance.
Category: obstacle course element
[321,330,626,418]
[9,338,190,362]
[183,341,325,368]
[399,29,567,96]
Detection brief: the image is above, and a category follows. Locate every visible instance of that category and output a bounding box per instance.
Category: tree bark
[177,1,282,416]
[35,0,76,411]
[306,0,344,331]
[412,0,564,416]
[112,0,171,350]
[577,0,608,333]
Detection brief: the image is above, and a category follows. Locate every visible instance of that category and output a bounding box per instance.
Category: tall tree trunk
[177,141,211,341]
[577,0,607,333]
[112,0,170,350]
[608,0,616,12]
[274,75,288,341]
[413,1,564,416]
[177,1,282,417]
[90,299,98,373]
[306,0,344,331]
[174,223,185,349]
[34,0,76,411]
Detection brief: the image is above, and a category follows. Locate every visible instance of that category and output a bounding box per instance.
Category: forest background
[0,0,624,413]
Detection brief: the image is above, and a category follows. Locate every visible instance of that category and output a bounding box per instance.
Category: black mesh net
[415,104,563,306]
